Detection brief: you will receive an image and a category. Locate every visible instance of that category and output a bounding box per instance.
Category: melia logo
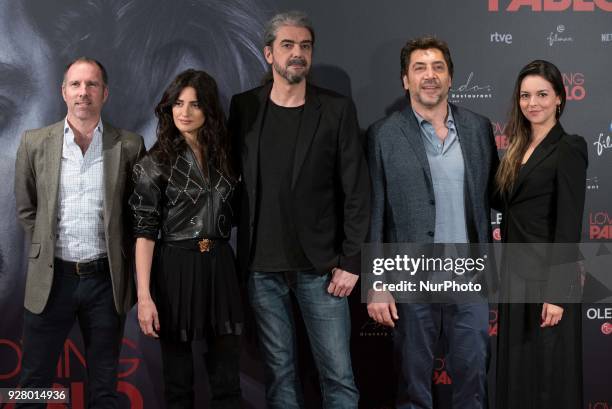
[489,0,612,11]
[449,72,493,103]
[589,212,612,239]
[562,72,586,101]
[547,24,573,46]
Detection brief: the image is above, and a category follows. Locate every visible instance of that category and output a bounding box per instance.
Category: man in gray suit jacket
[366,37,499,409]
[14,57,144,408]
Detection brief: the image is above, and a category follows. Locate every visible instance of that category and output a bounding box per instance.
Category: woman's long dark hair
[496,60,566,196]
[152,69,234,178]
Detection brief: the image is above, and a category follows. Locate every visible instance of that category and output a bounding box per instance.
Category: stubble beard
[273,59,309,85]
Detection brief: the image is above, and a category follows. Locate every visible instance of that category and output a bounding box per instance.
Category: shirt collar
[63,117,104,153]
[63,117,104,137]
[412,105,455,129]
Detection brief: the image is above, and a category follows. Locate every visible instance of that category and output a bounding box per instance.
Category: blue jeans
[248,271,359,409]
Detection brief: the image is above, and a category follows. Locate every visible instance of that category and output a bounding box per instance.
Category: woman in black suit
[495,60,587,409]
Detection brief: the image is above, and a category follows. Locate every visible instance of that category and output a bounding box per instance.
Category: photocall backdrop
[0,0,610,408]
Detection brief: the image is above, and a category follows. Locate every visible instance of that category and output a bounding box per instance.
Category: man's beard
[415,80,448,108]
[273,57,309,84]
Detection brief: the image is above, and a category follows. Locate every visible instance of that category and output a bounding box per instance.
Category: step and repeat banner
[0,0,610,408]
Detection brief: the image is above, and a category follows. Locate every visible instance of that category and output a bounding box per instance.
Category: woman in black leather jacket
[130,69,242,409]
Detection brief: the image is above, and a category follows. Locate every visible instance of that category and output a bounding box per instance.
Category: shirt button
[427,231,434,237]
[429,199,435,205]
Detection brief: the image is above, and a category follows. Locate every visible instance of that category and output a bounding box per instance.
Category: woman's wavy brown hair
[151,69,234,179]
[496,60,565,196]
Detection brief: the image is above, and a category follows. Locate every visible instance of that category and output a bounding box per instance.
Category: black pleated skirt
[152,240,243,342]
[496,301,582,409]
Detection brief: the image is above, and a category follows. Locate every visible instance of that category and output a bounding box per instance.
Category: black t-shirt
[250,101,313,272]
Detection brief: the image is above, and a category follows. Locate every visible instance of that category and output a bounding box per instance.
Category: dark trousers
[394,303,489,409]
[18,266,124,408]
[160,335,241,409]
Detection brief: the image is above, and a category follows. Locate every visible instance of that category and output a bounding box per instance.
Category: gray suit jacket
[15,120,145,314]
[367,104,499,244]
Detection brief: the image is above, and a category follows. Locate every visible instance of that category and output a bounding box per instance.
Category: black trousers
[394,303,489,409]
[18,266,124,408]
[160,335,241,409]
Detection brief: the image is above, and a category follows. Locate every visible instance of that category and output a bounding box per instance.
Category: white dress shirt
[54,118,107,262]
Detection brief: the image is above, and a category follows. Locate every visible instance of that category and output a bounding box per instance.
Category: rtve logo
[488,0,612,11]
[490,32,513,44]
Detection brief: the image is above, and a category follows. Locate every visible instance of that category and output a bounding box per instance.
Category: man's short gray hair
[263,10,315,48]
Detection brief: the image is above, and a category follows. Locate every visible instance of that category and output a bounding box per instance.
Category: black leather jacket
[130,148,236,242]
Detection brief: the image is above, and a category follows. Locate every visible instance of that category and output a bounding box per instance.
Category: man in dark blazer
[14,57,144,408]
[366,37,499,409]
[228,11,369,409]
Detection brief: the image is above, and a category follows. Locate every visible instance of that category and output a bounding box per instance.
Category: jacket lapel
[244,83,271,225]
[452,105,479,209]
[398,106,433,189]
[510,122,564,201]
[45,121,65,230]
[245,84,270,187]
[102,123,122,231]
[291,85,322,190]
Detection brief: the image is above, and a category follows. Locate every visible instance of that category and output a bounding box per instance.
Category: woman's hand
[541,302,563,327]
[138,297,160,338]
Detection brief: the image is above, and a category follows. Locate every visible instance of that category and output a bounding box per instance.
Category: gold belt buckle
[75,262,81,275]
[198,239,211,253]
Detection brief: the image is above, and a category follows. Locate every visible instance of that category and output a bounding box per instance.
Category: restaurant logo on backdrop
[489,0,612,12]
[589,211,612,240]
[588,402,612,409]
[449,72,493,103]
[587,176,600,191]
[547,24,573,46]
[562,72,586,101]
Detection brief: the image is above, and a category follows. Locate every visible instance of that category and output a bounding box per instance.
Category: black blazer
[228,83,370,276]
[501,122,587,244]
[500,122,587,293]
